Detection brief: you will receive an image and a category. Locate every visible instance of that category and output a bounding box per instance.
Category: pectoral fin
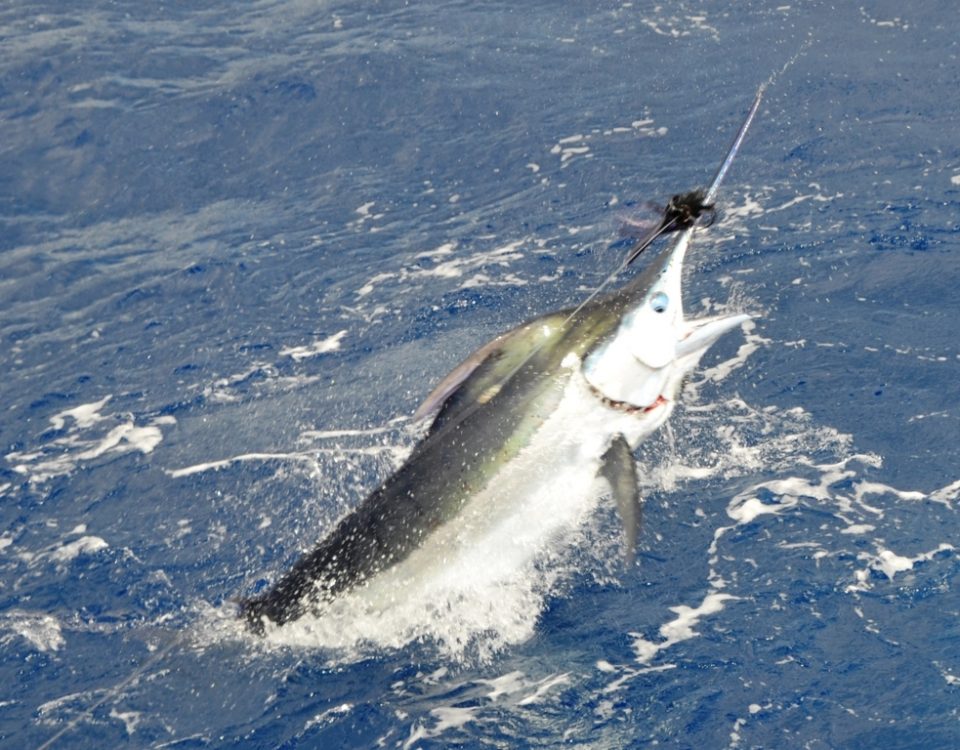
[598,434,642,566]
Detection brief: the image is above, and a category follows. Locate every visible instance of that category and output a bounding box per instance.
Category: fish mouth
[676,313,751,359]
[588,381,668,415]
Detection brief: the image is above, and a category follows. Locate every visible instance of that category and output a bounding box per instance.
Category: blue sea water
[2,1,959,748]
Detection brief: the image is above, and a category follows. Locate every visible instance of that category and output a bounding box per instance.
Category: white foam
[722,193,766,223]
[49,535,108,563]
[201,363,324,403]
[83,422,165,459]
[304,703,353,731]
[727,495,797,524]
[640,12,720,40]
[5,397,174,484]
[849,543,955,591]
[346,201,386,230]
[934,661,960,686]
[109,708,142,735]
[477,670,528,700]
[459,271,527,289]
[859,7,910,30]
[840,523,875,535]
[1,612,65,652]
[474,670,571,706]
[631,120,670,137]
[416,243,456,261]
[853,480,925,504]
[348,232,553,319]
[764,187,843,214]
[699,321,769,384]
[720,454,960,615]
[355,271,395,299]
[550,135,592,166]
[603,390,960,674]
[403,706,478,750]
[280,330,347,361]
[420,240,525,279]
[38,691,89,719]
[930,478,960,506]
[517,672,572,706]
[369,239,529,293]
[630,592,739,664]
[49,395,112,430]
[695,416,960,598]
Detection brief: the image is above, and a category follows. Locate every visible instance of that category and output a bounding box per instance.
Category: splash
[248,425,613,661]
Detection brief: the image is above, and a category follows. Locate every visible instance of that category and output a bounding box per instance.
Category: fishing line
[562,83,764,328]
[764,34,814,93]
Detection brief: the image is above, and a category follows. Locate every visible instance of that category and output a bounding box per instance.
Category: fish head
[582,230,750,411]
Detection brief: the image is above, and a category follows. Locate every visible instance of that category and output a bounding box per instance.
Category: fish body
[242,90,765,633]
[242,227,748,633]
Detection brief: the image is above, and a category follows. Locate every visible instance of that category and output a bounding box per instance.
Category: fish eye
[649,291,669,314]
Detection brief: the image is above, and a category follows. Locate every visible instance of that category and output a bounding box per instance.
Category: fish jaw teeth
[586,382,669,415]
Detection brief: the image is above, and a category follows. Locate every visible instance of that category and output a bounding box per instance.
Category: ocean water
[2,1,959,748]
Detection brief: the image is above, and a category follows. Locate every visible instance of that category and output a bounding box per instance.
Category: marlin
[241,88,765,634]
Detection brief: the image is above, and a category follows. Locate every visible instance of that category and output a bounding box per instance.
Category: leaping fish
[241,87,764,634]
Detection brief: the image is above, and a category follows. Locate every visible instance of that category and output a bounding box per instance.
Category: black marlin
[241,88,764,635]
